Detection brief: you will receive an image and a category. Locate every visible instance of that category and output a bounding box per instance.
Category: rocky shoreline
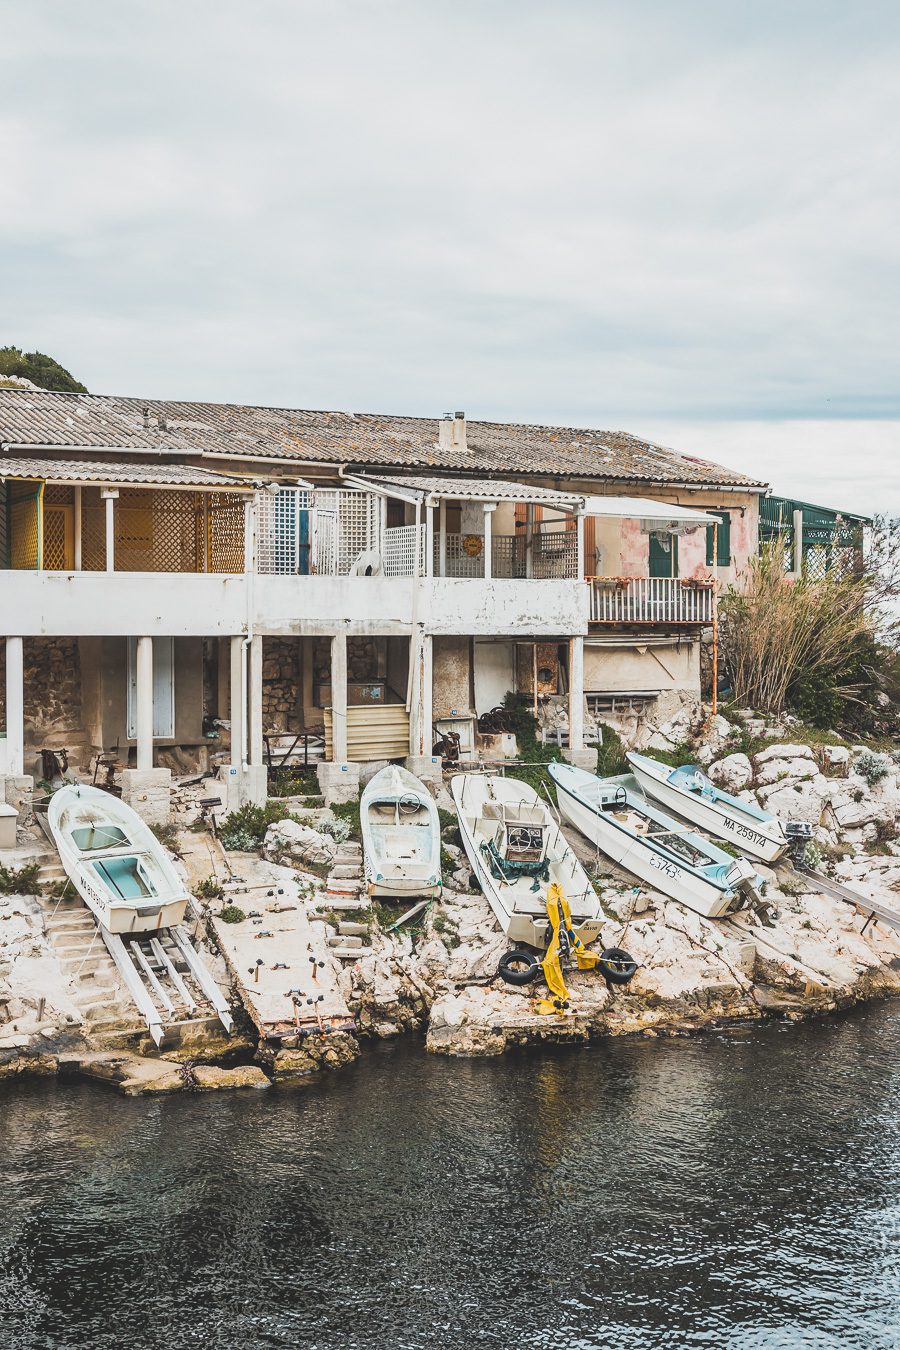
[3,715,900,1094]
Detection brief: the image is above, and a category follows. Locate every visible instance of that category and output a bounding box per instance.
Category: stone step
[329,864,361,880]
[328,933,363,949]
[338,921,369,937]
[325,877,365,895]
[317,897,370,913]
[331,946,373,960]
[335,845,362,861]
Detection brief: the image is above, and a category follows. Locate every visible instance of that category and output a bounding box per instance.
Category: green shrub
[595,723,628,777]
[218,800,293,850]
[150,822,181,853]
[194,875,224,900]
[0,862,41,895]
[330,798,361,840]
[219,904,246,923]
[856,750,890,786]
[639,742,696,770]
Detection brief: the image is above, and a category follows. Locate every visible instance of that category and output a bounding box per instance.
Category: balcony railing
[589,576,715,624]
[436,530,578,579]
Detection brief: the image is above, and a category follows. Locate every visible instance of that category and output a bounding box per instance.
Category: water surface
[2,1007,900,1349]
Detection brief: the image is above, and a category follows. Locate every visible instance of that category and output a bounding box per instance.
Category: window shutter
[706,511,731,566]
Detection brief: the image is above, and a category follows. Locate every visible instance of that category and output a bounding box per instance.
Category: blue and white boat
[548,762,765,918]
[626,751,787,863]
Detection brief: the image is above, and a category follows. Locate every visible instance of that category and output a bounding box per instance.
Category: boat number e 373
[649,854,681,880]
[723,818,767,847]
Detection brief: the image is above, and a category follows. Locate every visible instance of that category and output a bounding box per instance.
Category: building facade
[0,392,766,817]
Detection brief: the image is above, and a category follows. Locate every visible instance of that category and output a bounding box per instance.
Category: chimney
[142,405,150,431]
[158,412,168,433]
[437,410,468,452]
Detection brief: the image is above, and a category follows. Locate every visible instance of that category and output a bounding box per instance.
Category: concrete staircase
[33,728,92,776]
[319,841,374,958]
[38,891,135,1034]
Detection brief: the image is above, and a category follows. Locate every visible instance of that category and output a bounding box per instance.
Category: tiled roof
[357,474,582,505]
[0,456,254,489]
[0,389,766,488]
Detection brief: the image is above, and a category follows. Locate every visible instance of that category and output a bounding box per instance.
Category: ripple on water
[1,1005,900,1349]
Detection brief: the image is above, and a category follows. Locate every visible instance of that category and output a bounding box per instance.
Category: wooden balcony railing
[589,576,715,624]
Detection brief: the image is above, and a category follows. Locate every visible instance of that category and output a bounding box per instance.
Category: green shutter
[706,511,731,567]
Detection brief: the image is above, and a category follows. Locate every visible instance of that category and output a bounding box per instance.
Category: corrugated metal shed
[0,456,255,489]
[0,389,767,489]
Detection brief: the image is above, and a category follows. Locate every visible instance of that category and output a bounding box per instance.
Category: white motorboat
[548,762,764,919]
[361,765,442,899]
[451,772,604,948]
[48,785,190,933]
[627,751,788,862]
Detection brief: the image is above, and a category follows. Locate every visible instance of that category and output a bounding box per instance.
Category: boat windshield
[71,824,130,851]
[93,856,156,901]
[669,765,712,795]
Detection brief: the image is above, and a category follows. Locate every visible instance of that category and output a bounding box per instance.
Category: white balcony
[588,576,715,625]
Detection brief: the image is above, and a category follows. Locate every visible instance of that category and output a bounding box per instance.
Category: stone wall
[0,638,82,738]
[263,637,303,732]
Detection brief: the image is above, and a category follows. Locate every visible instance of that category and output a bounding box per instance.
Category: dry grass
[720,541,874,715]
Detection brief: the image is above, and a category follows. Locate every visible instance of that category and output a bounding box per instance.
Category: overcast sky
[2,1,898,513]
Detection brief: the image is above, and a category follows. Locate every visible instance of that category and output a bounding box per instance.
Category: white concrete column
[230,635,245,767]
[525,503,534,579]
[568,636,584,754]
[5,637,24,776]
[408,631,433,756]
[249,634,264,767]
[438,499,447,577]
[425,503,434,578]
[101,488,118,573]
[576,510,585,580]
[74,486,82,571]
[135,636,154,770]
[483,503,495,580]
[330,631,348,763]
[792,509,804,575]
[244,497,256,574]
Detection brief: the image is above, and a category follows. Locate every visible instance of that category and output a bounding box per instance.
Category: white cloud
[1,0,900,488]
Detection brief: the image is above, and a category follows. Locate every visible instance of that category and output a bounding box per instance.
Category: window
[706,511,731,567]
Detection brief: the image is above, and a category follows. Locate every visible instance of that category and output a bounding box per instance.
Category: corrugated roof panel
[0,456,255,489]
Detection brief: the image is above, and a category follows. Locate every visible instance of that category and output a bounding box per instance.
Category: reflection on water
[2,1005,900,1349]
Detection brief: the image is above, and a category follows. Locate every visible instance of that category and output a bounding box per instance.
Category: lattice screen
[207,493,246,572]
[383,524,425,577]
[256,487,312,574]
[80,487,106,571]
[8,483,40,569]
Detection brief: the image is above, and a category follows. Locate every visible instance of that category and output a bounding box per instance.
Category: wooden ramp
[324,704,410,761]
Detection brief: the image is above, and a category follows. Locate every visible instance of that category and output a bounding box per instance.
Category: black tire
[597,947,638,986]
[498,948,542,986]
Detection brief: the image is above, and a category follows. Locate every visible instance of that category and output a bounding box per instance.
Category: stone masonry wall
[263,638,303,732]
[0,638,82,738]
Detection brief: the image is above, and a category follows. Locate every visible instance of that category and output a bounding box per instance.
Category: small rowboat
[48,785,190,933]
[361,765,442,899]
[451,772,604,948]
[548,762,764,919]
[627,751,787,862]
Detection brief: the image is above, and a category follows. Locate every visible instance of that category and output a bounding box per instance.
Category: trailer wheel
[597,948,638,985]
[498,948,542,986]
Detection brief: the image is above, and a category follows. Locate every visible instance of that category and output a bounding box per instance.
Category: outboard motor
[784,820,813,868]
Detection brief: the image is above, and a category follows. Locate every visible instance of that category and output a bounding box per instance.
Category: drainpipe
[406,496,422,716]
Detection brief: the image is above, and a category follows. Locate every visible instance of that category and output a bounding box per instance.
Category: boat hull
[450,774,604,949]
[551,769,744,919]
[628,755,786,862]
[361,765,442,901]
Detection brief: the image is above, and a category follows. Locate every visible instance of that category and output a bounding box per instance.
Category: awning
[346,473,581,509]
[581,494,718,528]
[0,456,259,490]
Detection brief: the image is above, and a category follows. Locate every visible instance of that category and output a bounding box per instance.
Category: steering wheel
[507,826,534,851]
[398,794,421,816]
[614,786,627,809]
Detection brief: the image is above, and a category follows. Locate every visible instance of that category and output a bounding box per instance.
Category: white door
[127,637,175,739]
[473,640,515,715]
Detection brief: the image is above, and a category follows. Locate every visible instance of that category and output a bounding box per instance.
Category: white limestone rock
[694,714,739,766]
[262,819,336,867]
[756,773,832,825]
[708,753,753,793]
[754,742,817,765]
[755,756,818,787]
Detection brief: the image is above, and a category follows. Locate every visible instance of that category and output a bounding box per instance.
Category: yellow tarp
[535,883,600,1016]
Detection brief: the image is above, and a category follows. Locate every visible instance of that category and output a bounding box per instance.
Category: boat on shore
[548,762,764,918]
[627,751,788,862]
[48,785,190,933]
[451,772,604,948]
[361,765,442,898]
